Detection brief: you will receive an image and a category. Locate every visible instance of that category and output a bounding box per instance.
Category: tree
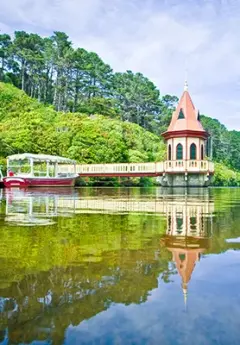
[84,52,113,99]
[112,71,161,131]
[51,31,73,111]
[0,30,177,134]
[68,48,89,111]
[227,131,240,170]
[162,94,178,108]
[77,96,119,118]
[0,34,12,81]
[12,31,44,93]
[201,115,230,164]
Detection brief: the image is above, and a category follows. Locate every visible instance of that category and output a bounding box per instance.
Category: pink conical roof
[162,85,208,139]
[169,248,203,285]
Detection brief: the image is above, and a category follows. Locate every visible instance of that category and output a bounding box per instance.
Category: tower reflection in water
[161,187,214,306]
[4,187,214,304]
[0,188,214,344]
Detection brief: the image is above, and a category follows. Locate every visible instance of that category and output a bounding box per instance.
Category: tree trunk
[21,60,26,91]
[73,82,79,113]
[0,57,4,81]
[38,83,41,102]
[53,67,59,109]
[53,83,58,109]
[30,83,34,98]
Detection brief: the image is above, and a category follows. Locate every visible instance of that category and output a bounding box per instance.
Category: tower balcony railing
[164,160,214,173]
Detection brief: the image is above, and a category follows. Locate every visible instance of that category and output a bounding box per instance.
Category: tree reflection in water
[0,187,239,344]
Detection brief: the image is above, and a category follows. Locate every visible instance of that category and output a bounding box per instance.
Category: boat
[3,153,78,188]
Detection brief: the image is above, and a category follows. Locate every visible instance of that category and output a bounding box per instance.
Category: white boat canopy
[7,153,76,164]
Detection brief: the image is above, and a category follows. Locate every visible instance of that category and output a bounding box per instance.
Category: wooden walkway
[59,160,214,177]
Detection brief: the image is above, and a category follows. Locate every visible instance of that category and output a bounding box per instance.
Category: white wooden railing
[164,160,214,173]
[59,160,214,176]
[57,198,214,215]
[60,162,164,175]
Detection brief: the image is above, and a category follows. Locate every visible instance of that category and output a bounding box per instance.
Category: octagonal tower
[161,82,214,187]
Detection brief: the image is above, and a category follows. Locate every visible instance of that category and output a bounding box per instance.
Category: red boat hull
[3,176,76,188]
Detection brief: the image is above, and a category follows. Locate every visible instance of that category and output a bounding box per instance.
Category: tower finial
[182,283,188,311]
[184,63,188,91]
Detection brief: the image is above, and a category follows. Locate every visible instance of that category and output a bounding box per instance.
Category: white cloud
[0,0,240,129]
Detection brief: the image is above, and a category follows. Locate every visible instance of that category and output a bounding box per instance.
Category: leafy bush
[0,82,166,165]
[213,163,240,186]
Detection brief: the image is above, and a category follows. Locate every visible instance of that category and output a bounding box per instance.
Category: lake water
[0,187,240,345]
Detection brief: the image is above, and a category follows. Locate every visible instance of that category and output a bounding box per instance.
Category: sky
[0,0,240,130]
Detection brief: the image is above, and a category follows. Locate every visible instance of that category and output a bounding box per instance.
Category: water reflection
[0,188,239,344]
[161,195,213,308]
[4,188,77,226]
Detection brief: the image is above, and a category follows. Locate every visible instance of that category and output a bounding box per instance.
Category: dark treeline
[0,31,177,134]
[0,31,240,173]
[200,116,240,171]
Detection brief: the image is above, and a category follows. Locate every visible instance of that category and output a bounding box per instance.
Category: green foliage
[201,115,240,172]
[0,34,12,81]
[0,82,166,166]
[0,30,178,136]
[112,71,161,130]
[213,162,240,186]
[227,130,240,170]
[77,97,119,118]
[1,82,240,186]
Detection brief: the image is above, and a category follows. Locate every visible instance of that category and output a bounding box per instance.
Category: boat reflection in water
[4,188,77,226]
[3,187,214,304]
[0,187,216,344]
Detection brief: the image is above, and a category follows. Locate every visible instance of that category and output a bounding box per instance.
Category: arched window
[190,143,197,160]
[176,216,183,233]
[176,143,183,160]
[179,253,186,262]
[168,144,172,160]
[201,144,204,160]
[190,217,197,231]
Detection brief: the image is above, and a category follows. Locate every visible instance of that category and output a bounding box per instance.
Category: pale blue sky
[1,0,240,130]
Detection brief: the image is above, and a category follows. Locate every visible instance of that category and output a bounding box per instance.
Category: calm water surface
[0,187,240,345]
